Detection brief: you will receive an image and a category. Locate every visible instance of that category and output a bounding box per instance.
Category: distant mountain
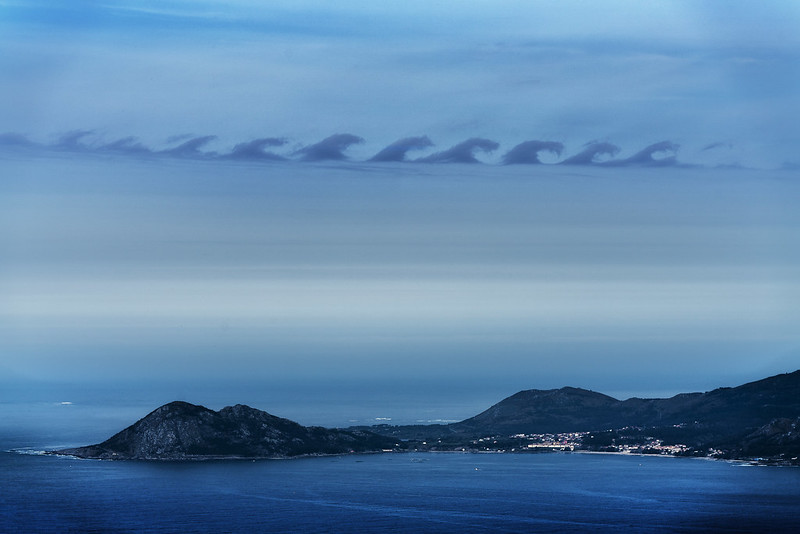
[369,371,800,460]
[54,401,397,460]
[453,386,622,435]
[454,370,800,435]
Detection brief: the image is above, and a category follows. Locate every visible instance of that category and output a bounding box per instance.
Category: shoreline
[11,446,798,467]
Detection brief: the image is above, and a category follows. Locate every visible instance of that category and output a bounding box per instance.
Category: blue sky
[1,0,799,168]
[1,1,799,424]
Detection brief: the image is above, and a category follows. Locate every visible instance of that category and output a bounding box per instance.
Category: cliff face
[56,401,396,460]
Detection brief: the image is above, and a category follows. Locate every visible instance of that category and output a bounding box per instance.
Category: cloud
[368,136,434,162]
[502,140,563,165]
[559,141,680,167]
[99,137,153,155]
[0,132,37,148]
[161,135,217,158]
[295,134,364,161]
[702,142,733,152]
[604,141,679,167]
[417,138,499,163]
[223,138,287,161]
[55,130,94,151]
[560,142,620,165]
[0,130,730,169]
[780,161,800,171]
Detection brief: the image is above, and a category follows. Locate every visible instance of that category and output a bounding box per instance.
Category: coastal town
[407,428,697,457]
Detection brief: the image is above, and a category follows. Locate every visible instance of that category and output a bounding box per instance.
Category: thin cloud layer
[225,138,287,161]
[296,134,364,161]
[368,136,434,162]
[702,142,734,152]
[417,138,499,163]
[502,140,564,165]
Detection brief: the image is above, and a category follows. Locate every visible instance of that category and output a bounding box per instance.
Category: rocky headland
[53,401,397,460]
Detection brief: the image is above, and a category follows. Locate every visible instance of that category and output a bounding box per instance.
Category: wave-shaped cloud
[0,131,698,168]
[502,140,563,165]
[55,130,94,151]
[417,138,499,163]
[161,135,217,158]
[702,142,733,152]
[0,132,37,147]
[604,141,679,167]
[296,134,364,161]
[99,136,153,155]
[224,137,287,160]
[559,142,620,165]
[368,136,434,162]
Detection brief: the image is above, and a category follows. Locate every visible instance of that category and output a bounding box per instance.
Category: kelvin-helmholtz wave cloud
[417,138,499,163]
[164,135,217,158]
[55,130,95,152]
[100,137,152,155]
[559,142,620,165]
[225,138,287,161]
[162,136,218,158]
[502,141,564,165]
[604,141,680,167]
[0,132,37,147]
[368,136,433,162]
[0,130,743,169]
[295,134,364,161]
[559,141,681,167]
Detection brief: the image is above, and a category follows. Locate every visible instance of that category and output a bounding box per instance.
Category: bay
[3,399,800,532]
[3,447,800,532]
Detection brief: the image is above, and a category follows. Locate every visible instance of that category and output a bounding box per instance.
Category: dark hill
[452,387,620,434]
[54,401,397,460]
[452,370,800,435]
[368,371,800,457]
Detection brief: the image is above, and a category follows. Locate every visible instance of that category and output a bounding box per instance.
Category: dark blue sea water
[3,446,800,532]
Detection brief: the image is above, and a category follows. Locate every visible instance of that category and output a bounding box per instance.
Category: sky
[1,0,800,168]
[1,1,799,426]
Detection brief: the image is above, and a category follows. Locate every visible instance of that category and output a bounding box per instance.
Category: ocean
[3,403,800,533]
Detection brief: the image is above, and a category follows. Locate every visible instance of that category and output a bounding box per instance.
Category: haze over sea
[3,156,799,419]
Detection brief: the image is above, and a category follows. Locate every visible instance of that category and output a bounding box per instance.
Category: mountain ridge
[364,370,800,461]
[452,370,800,434]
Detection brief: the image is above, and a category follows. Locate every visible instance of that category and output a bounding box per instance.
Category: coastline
[13,446,797,467]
